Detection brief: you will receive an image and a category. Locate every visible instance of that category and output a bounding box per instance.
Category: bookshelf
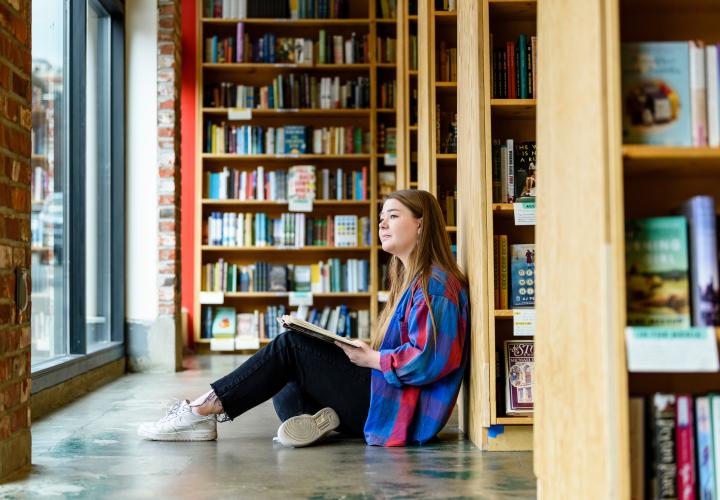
[194,0,406,350]
[534,0,720,496]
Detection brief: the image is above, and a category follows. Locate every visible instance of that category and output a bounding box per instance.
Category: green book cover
[625,216,690,327]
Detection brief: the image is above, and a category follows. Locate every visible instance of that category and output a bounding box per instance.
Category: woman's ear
[417,218,422,235]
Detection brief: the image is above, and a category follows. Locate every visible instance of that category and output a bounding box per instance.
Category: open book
[277,315,359,348]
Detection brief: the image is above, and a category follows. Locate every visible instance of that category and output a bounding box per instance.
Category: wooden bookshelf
[533,0,720,496]
[194,0,407,351]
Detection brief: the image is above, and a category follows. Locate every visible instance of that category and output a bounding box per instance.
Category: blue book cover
[284,125,307,154]
[211,306,236,337]
[681,195,720,326]
[621,42,692,145]
[696,396,716,500]
[511,244,535,307]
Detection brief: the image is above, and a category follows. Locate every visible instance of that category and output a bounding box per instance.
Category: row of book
[202,258,369,293]
[491,34,537,100]
[436,41,457,83]
[204,30,369,65]
[622,41,720,147]
[205,165,369,202]
[626,195,720,328]
[202,304,370,340]
[438,189,457,226]
[435,107,457,154]
[378,80,396,109]
[377,0,396,19]
[491,139,537,204]
[377,37,396,64]
[378,124,396,154]
[205,75,370,110]
[435,0,456,11]
[493,238,535,309]
[205,123,370,155]
[206,212,371,248]
[204,0,350,21]
[629,394,720,500]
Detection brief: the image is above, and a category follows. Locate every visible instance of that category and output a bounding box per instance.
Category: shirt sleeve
[378,288,465,388]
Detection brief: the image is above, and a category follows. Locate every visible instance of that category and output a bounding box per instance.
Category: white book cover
[334,215,358,247]
[238,0,247,20]
[256,166,265,200]
[344,40,353,64]
[707,45,720,147]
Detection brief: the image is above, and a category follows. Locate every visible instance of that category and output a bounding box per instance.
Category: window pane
[86,2,112,350]
[31,1,67,364]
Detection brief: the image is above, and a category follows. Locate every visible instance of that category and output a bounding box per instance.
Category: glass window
[31,1,68,365]
[85,1,112,350]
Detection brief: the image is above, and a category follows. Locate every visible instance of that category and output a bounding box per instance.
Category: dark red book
[506,41,517,99]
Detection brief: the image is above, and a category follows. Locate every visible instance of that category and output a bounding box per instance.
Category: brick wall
[157,0,182,319]
[0,0,32,479]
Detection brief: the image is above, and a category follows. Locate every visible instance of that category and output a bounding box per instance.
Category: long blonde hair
[371,190,468,349]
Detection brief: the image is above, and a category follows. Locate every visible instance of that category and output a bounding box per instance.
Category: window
[31,0,125,385]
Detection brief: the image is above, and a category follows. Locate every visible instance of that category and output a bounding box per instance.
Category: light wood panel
[534,0,629,497]
[417,0,435,193]
[458,0,492,447]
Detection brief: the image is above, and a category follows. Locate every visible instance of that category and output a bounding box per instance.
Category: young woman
[138,189,470,447]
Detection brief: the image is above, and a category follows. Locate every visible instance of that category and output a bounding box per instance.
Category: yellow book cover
[499,234,508,309]
[310,264,321,293]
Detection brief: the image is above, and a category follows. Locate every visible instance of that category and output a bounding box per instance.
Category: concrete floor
[0,355,536,499]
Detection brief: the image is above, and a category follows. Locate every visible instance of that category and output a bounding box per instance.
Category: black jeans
[210,331,372,436]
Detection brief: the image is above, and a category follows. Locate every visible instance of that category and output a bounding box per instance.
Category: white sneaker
[276,407,340,447]
[137,400,217,441]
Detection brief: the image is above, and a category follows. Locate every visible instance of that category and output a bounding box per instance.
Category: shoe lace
[159,400,187,423]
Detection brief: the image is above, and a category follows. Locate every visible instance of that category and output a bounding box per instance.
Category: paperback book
[504,340,534,415]
[277,315,358,347]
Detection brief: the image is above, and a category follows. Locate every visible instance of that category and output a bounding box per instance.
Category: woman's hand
[335,340,381,370]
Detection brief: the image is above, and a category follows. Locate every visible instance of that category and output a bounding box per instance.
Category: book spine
[499,235,508,309]
[676,395,696,500]
[650,394,677,500]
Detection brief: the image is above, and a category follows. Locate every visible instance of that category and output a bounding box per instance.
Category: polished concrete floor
[1,355,535,499]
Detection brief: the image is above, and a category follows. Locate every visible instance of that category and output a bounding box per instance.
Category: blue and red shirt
[364,266,470,446]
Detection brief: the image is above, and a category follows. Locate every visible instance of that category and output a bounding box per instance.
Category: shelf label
[513,308,535,336]
[227,108,252,121]
[199,291,224,305]
[289,199,313,212]
[514,200,536,226]
[625,327,720,372]
[210,338,235,351]
[235,336,260,350]
[384,153,397,166]
[289,292,313,306]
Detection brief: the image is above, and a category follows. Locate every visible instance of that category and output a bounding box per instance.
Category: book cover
[676,395,696,500]
[284,125,307,154]
[334,215,358,247]
[510,244,535,308]
[621,42,692,146]
[269,264,288,292]
[680,195,720,326]
[504,340,534,414]
[378,171,396,198]
[649,394,677,500]
[695,396,716,500]
[293,265,312,292]
[515,141,536,200]
[211,306,237,337]
[625,216,690,327]
[288,165,316,206]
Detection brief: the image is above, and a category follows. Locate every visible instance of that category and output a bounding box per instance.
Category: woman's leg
[271,381,322,421]
[209,331,371,436]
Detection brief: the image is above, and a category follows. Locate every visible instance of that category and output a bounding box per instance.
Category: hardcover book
[625,216,690,327]
[621,42,692,146]
[680,195,720,326]
[504,340,534,415]
[211,306,237,338]
[277,315,358,347]
[284,125,307,154]
[510,244,535,308]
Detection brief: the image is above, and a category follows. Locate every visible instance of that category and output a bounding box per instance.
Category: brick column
[0,0,32,479]
[157,0,182,321]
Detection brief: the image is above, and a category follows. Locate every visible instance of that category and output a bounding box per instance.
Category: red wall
[180,0,196,345]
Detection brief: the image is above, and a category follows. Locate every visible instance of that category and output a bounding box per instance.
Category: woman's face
[379,198,421,263]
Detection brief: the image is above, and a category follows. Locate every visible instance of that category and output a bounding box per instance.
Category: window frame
[31,0,126,391]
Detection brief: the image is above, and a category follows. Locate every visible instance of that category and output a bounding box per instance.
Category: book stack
[491,33,536,99]
[628,394,720,499]
[205,123,369,155]
[491,139,536,204]
[626,195,720,329]
[206,212,371,248]
[202,258,370,293]
[621,41,720,146]
[205,75,370,110]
